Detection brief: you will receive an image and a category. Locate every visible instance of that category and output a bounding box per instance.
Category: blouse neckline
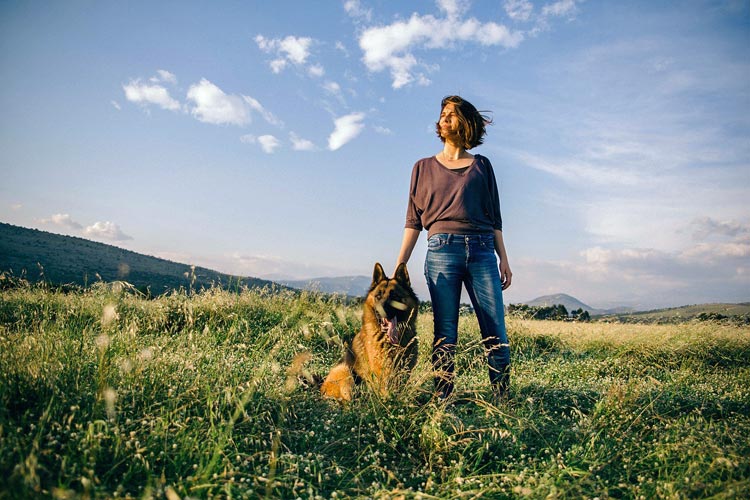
[432,154,478,174]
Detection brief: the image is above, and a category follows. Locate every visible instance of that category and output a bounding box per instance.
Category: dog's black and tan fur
[320,263,419,402]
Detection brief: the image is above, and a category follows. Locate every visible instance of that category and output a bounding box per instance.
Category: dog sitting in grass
[320,263,419,402]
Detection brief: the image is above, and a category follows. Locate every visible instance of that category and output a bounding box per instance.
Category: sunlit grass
[1,283,749,498]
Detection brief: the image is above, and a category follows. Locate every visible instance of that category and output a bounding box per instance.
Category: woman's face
[438,103,460,138]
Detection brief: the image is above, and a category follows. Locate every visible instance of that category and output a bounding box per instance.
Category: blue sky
[1,0,748,309]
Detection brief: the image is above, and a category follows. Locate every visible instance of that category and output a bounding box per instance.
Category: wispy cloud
[358,1,523,88]
[373,125,392,135]
[322,80,342,96]
[328,112,365,150]
[151,69,177,84]
[343,0,373,23]
[308,64,325,77]
[541,0,578,18]
[504,0,533,21]
[290,132,317,151]
[84,221,133,241]
[243,95,284,127]
[436,0,470,19]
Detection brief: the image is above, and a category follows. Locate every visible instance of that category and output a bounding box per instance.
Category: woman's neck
[440,142,469,161]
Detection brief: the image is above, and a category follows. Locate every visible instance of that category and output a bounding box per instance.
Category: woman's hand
[494,229,512,290]
[500,259,512,290]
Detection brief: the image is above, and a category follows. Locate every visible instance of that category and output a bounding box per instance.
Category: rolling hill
[524,293,601,315]
[278,275,373,297]
[0,222,284,294]
[597,302,750,323]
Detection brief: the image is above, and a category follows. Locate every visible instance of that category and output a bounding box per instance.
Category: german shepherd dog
[320,262,419,402]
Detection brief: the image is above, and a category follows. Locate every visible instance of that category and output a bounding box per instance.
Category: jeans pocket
[427,235,447,251]
[479,234,495,250]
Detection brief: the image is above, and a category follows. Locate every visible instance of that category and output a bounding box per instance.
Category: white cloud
[186,79,251,126]
[152,69,177,84]
[243,96,284,126]
[322,81,342,95]
[40,213,83,230]
[290,132,317,151]
[504,0,533,21]
[123,80,181,111]
[241,134,282,153]
[691,216,749,240]
[516,152,644,186]
[542,0,578,18]
[257,135,281,154]
[683,241,750,260]
[308,64,325,77]
[84,221,133,241]
[335,41,349,56]
[255,34,314,73]
[111,100,121,111]
[358,4,523,88]
[509,232,750,309]
[11,203,23,211]
[126,72,280,129]
[343,0,372,22]
[279,36,312,64]
[270,58,287,73]
[437,0,469,19]
[328,112,365,150]
[373,125,392,135]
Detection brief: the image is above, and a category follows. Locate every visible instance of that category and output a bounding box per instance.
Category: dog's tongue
[380,317,399,344]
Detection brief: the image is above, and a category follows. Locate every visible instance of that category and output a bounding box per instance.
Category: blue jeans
[424,233,510,398]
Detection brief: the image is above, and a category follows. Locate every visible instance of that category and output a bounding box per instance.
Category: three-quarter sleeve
[404,163,424,231]
[483,156,503,232]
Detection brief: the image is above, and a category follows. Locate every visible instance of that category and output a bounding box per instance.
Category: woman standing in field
[395,95,512,403]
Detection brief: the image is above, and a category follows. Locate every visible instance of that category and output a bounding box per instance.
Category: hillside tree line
[508,303,591,321]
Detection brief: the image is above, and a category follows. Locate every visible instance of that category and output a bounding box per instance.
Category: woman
[395,95,512,403]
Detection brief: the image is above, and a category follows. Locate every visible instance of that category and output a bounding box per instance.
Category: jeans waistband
[429,233,494,244]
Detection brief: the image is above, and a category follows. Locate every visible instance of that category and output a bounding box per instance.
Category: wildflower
[101,304,118,326]
[103,388,117,420]
[95,333,110,351]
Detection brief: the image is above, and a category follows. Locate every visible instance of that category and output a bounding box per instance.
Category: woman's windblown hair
[436,95,493,150]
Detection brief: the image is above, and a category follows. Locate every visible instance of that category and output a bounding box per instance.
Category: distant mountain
[599,303,750,323]
[523,293,597,313]
[521,293,634,315]
[279,276,372,297]
[0,222,286,294]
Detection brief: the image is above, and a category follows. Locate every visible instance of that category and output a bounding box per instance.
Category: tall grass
[1,283,749,498]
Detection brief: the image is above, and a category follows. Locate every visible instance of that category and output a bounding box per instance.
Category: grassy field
[1,283,749,499]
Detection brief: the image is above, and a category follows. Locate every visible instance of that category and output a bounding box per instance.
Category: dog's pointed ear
[372,262,387,286]
[394,262,411,287]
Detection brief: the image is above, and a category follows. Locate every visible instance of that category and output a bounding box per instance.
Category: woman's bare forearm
[396,228,421,270]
